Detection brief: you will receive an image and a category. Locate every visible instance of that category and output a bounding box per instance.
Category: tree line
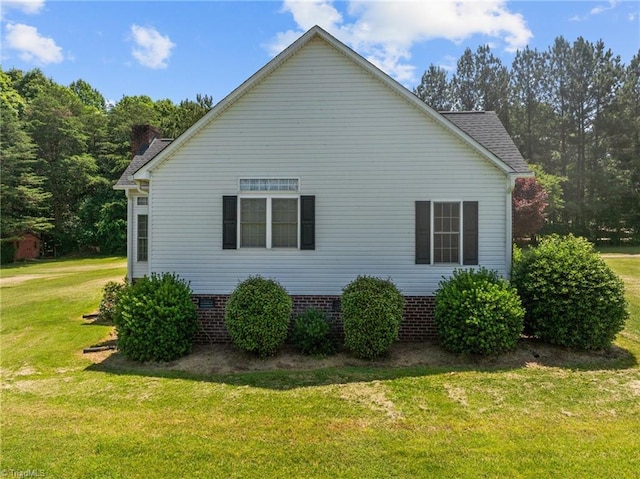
[1,35,638,261]
[1,67,212,258]
[415,36,639,243]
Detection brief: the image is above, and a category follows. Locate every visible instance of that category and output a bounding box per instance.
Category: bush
[225,276,292,357]
[1,241,16,264]
[98,279,127,323]
[114,273,198,362]
[511,234,628,350]
[434,268,524,355]
[292,308,335,356]
[341,276,405,360]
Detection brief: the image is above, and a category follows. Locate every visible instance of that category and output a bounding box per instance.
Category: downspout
[125,188,133,282]
[505,174,518,278]
[146,172,152,278]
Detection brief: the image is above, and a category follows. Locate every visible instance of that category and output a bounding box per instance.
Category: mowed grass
[1,255,639,478]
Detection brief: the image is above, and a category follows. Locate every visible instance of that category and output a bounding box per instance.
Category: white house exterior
[115,26,531,342]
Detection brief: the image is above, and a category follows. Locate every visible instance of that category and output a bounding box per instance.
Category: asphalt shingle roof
[114,138,173,189]
[440,111,530,174]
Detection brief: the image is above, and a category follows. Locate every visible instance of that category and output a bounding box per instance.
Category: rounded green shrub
[511,234,628,350]
[341,276,405,360]
[114,273,198,362]
[434,268,525,355]
[225,276,292,357]
[98,279,128,323]
[292,308,335,356]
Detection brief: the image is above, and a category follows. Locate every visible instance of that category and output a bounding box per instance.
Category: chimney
[131,125,161,158]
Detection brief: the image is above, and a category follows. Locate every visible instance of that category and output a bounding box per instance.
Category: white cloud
[269,0,532,84]
[2,0,45,15]
[5,23,63,64]
[590,0,618,16]
[129,24,175,69]
[571,0,620,21]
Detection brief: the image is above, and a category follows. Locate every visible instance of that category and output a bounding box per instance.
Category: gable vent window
[239,178,299,192]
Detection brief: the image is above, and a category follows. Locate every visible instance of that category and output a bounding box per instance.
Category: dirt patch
[338,381,404,420]
[84,338,636,377]
[0,274,58,287]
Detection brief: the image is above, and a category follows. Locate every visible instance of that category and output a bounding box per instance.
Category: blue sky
[2,1,639,105]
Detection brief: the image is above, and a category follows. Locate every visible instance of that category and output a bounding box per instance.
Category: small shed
[14,232,41,261]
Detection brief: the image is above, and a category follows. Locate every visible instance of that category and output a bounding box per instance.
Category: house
[115,26,532,343]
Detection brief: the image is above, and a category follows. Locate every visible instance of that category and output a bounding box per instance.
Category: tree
[509,47,554,166]
[414,65,453,110]
[530,164,566,233]
[0,67,26,115]
[512,176,548,242]
[0,96,52,241]
[451,45,511,126]
[25,83,104,253]
[70,79,106,111]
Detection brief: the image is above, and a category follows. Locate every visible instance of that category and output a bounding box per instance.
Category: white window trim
[134,195,149,264]
[238,195,300,249]
[431,200,463,265]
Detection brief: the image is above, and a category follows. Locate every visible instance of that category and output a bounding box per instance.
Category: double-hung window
[222,178,317,250]
[415,200,478,265]
[433,202,460,263]
[137,214,148,262]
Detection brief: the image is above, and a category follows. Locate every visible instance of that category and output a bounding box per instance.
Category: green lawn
[1,255,639,478]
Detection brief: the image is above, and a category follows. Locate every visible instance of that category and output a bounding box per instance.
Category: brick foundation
[192,294,437,344]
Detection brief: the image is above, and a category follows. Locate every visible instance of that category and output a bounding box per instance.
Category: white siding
[148,37,508,295]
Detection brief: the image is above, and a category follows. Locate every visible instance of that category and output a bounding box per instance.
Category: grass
[1,255,640,478]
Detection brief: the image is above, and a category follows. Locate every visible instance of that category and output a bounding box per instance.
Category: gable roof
[114,137,173,190]
[121,26,530,186]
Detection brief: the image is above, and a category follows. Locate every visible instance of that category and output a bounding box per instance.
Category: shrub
[292,308,335,356]
[225,276,292,357]
[98,279,128,323]
[511,234,628,350]
[114,273,198,362]
[434,268,525,355]
[341,276,405,360]
[1,241,16,264]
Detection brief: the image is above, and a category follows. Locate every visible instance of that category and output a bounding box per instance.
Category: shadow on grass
[85,339,638,391]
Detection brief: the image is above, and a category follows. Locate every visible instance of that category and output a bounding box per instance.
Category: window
[239,197,298,248]
[240,198,267,247]
[415,201,478,265]
[239,178,299,192]
[137,197,148,206]
[137,214,148,261]
[223,195,315,250]
[272,198,298,247]
[433,202,460,263]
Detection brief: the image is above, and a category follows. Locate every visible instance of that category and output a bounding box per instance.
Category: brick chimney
[131,125,161,158]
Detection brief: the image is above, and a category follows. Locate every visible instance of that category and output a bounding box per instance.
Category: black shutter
[415,201,430,264]
[222,196,237,249]
[300,195,315,250]
[463,201,478,265]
